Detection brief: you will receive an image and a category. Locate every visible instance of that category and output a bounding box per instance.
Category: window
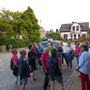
[82,34,86,38]
[77,26,79,31]
[73,26,75,31]
[78,34,80,38]
[64,34,68,39]
[74,34,76,40]
[74,34,76,37]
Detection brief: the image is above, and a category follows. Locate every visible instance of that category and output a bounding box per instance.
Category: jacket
[18,56,30,80]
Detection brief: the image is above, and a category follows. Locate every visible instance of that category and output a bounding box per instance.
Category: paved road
[0,49,77,90]
[65,72,81,90]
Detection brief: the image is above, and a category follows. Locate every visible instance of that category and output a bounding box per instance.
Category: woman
[48,45,52,56]
[40,48,50,90]
[28,45,34,71]
[56,42,62,59]
[77,45,90,90]
[37,43,43,57]
[18,50,30,90]
[48,48,63,90]
[75,41,81,65]
[33,42,39,59]
[28,44,36,80]
[31,44,37,70]
[32,43,40,70]
[37,43,43,66]
[65,41,74,71]
[60,41,67,65]
[12,49,19,84]
[84,41,90,54]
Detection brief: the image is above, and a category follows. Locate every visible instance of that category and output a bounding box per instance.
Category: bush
[23,40,31,46]
[17,40,31,47]
[0,35,19,49]
[78,37,85,42]
[62,38,68,42]
[9,38,18,49]
[16,39,31,48]
[86,37,90,42]
[0,34,32,50]
[48,32,61,40]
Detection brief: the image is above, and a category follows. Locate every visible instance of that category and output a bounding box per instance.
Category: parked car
[42,37,48,41]
[40,41,67,48]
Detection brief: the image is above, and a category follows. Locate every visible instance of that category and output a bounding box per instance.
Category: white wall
[71,23,81,34]
[60,23,88,40]
[81,31,88,38]
[61,32,71,39]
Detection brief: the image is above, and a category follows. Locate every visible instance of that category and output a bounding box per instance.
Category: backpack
[48,57,58,76]
[10,59,14,70]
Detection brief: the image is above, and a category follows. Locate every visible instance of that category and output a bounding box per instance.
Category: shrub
[62,39,68,42]
[78,37,85,42]
[0,35,18,49]
[16,40,31,48]
[0,34,32,50]
[23,40,31,46]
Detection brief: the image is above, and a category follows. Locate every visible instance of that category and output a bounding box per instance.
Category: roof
[40,27,45,32]
[59,22,89,32]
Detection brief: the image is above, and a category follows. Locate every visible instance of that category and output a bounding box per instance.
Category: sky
[0,0,90,31]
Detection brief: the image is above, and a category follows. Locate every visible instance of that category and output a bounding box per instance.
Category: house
[39,27,46,39]
[50,29,54,32]
[89,29,90,34]
[59,22,89,40]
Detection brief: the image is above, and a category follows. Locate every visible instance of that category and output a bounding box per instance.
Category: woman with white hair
[60,41,67,65]
[40,48,50,90]
[65,41,74,71]
[84,40,90,54]
[18,50,30,90]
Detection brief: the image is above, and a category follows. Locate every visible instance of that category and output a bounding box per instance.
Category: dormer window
[77,26,79,31]
[73,26,75,31]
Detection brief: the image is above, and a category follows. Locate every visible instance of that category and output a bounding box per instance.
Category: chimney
[72,21,74,24]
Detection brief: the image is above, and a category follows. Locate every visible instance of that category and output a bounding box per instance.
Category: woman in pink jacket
[75,41,82,65]
[40,48,50,90]
[12,49,19,84]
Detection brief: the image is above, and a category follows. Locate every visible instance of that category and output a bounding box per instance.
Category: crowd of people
[10,40,90,90]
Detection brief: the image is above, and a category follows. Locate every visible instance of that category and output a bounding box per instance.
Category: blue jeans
[76,57,79,65]
[62,53,67,65]
[66,55,73,68]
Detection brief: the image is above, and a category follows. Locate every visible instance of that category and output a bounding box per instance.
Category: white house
[59,22,89,40]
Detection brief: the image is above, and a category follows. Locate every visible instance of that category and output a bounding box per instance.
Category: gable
[59,22,89,32]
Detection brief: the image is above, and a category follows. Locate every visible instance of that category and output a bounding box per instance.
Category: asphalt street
[0,48,77,90]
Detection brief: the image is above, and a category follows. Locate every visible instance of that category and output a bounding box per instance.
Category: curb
[63,66,77,89]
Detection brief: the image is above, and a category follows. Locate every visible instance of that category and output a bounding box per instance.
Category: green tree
[21,6,41,42]
[48,32,62,40]
[0,6,41,47]
[0,9,13,37]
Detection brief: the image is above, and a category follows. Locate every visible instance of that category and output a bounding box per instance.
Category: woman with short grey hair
[40,48,50,90]
[18,50,30,90]
[65,41,74,71]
